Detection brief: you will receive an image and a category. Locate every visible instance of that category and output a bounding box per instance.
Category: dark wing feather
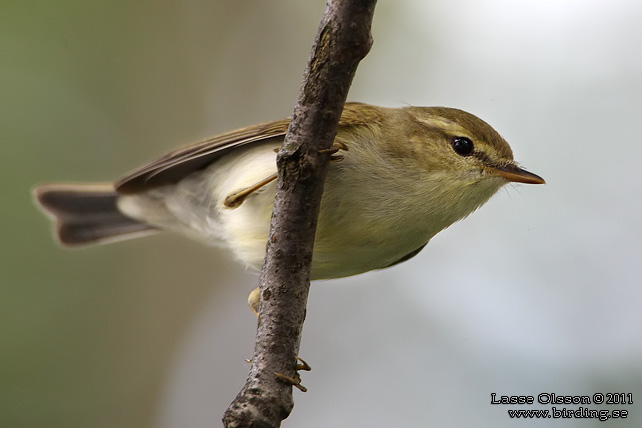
[115,119,291,193]
[115,103,382,194]
[383,243,427,268]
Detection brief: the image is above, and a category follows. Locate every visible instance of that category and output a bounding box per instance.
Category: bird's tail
[33,183,157,247]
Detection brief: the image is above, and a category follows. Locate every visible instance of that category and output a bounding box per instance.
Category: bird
[34,102,545,312]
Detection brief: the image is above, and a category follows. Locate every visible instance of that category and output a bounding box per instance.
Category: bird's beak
[492,163,545,184]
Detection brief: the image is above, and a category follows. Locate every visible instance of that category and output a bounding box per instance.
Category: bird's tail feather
[33,183,157,247]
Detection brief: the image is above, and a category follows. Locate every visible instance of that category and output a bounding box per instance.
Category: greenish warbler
[34,103,544,283]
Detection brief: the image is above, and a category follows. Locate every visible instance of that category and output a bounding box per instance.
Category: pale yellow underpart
[118,130,506,281]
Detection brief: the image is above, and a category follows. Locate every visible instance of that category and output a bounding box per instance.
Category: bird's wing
[115,102,380,194]
[383,243,427,268]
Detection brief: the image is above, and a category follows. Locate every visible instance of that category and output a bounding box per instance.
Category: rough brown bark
[222,1,377,427]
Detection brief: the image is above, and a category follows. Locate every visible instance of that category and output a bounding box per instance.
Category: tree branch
[222,1,377,427]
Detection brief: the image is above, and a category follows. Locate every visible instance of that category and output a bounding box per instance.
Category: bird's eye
[451,137,474,156]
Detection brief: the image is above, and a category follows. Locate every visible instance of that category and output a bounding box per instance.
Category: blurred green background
[3,1,642,427]
[2,1,319,426]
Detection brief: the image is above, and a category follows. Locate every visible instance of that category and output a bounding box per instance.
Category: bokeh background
[3,0,642,426]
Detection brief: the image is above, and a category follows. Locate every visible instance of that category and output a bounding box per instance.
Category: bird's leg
[223,173,277,209]
[246,287,312,392]
[273,140,348,161]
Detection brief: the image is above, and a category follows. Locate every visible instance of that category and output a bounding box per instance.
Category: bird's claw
[295,357,311,372]
[274,357,312,392]
[319,141,348,161]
